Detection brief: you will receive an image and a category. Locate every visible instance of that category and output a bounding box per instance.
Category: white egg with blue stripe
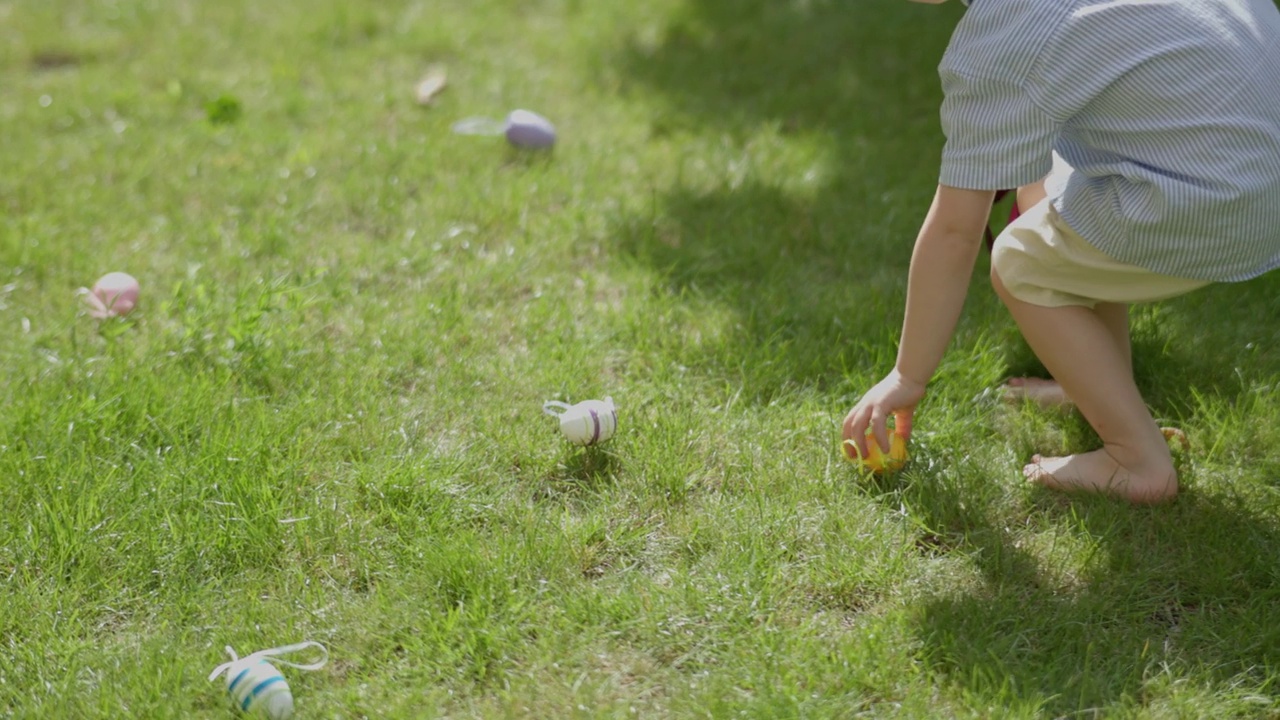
[209,641,328,720]
[223,657,294,719]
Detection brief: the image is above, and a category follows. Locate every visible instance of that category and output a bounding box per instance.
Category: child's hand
[842,370,925,461]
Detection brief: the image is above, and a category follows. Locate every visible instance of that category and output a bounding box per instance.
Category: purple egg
[505,109,557,149]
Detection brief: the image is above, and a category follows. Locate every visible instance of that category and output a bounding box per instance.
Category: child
[843,0,1280,504]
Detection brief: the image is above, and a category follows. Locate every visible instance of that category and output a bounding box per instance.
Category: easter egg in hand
[843,432,908,473]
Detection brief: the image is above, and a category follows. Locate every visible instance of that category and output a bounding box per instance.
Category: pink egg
[86,271,140,318]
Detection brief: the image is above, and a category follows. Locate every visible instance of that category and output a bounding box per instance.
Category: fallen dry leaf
[415,65,448,105]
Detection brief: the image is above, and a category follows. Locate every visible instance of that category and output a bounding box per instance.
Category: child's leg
[1096,302,1132,374]
[990,270,1177,503]
[1003,301,1131,407]
[1000,177,1066,407]
[1002,152,1122,408]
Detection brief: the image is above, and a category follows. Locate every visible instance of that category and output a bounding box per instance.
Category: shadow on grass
[868,467,1280,714]
[535,447,622,504]
[605,0,961,399]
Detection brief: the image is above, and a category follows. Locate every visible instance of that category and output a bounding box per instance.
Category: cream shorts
[991,197,1210,308]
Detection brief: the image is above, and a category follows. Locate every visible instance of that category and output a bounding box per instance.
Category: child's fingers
[893,409,914,441]
[842,405,871,459]
[870,406,891,455]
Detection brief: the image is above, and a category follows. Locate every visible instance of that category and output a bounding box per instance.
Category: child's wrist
[890,367,929,391]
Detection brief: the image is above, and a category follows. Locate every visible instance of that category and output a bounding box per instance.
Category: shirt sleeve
[937,68,1060,190]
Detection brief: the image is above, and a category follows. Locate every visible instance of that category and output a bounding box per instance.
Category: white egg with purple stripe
[208,641,328,720]
[543,397,617,446]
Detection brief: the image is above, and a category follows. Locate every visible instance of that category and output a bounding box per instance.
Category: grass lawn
[4,0,1280,717]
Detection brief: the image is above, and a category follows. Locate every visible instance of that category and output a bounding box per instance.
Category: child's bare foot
[1023,448,1177,504]
[1001,377,1074,408]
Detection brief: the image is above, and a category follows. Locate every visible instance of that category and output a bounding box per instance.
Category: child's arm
[843,184,995,459]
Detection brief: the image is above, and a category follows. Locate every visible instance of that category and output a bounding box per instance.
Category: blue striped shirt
[938,0,1280,281]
